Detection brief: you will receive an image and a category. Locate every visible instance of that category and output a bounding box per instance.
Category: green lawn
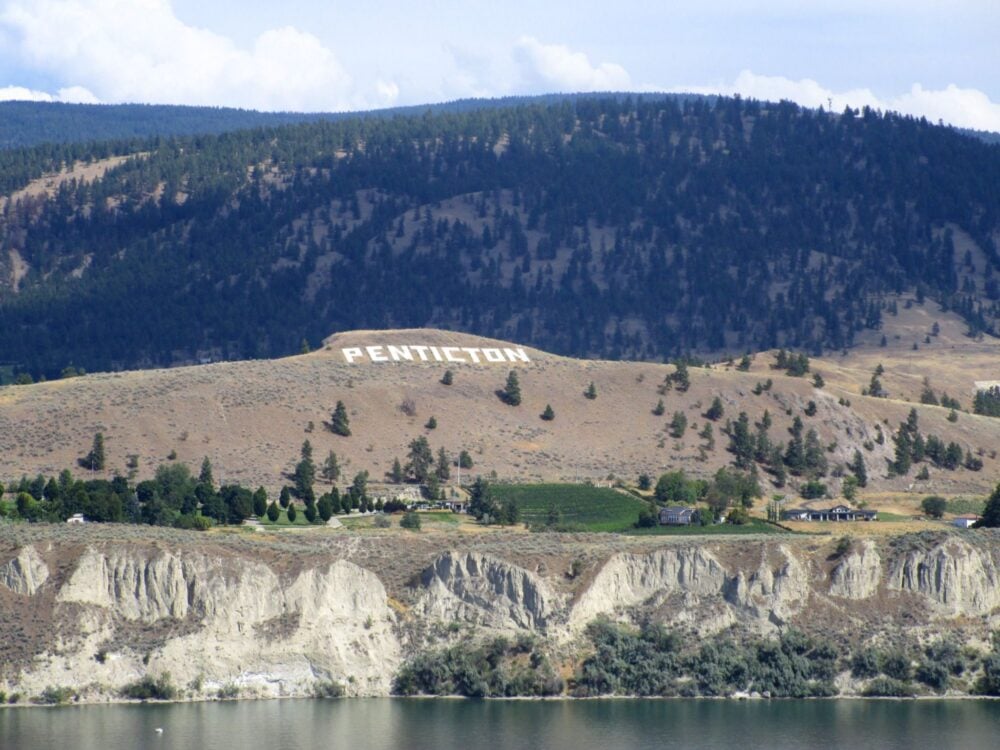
[876,511,912,522]
[491,483,647,532]
[946,497,985,516]
[258,509,315,526]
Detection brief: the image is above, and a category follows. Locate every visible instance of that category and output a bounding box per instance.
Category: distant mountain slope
[0,94,705,151]
[0,101,341,150]
[1,95,998,375]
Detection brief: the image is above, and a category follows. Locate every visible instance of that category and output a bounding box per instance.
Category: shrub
[851,649,879,679]
[878,650,913,681]
[313,681,345,698]
[373,515,392,528]
[120,673,177,701]
[33,686,75,705]
[862,677,913,697]
[400,511,421,530]
[216,683,240,699]
[920,496,947,519]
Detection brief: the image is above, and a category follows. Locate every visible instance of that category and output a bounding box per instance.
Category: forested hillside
[1,96,998,376]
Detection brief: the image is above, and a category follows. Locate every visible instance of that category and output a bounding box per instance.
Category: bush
[313,680,345,698]
[799,480,827,499]
[975,654,1000,695]
[33,686,76,705]
[862,677,914,697]
[851,649,879,679]
[920,496,947,519]
[373,514,392,528]
[120,673,177,701]
[216,683,240,699]
[394,638,563,697]
[400,511,421,530]
[878,650,913,681]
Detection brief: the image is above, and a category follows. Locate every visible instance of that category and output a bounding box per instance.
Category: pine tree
[669,411,688,438]
[727,412,754,468]
[652,399,665,416]
[425,416,437,430]
[849,449,868,487]
[252,487,267,517]
[671,362,690,392]
[458,450,473,469]
[279,486,291,509]
[330,401,351,436]
[80,432,106,472]
[541,404,555,421]
[441,369,454,385]
[199,456,214,487]
[390,458,404,483]
[407,437,434,483]
[501,371,522,406]
[705,397,724,421]
[266,502,280,522]
[435,448,451,481]
[286,503,296,523]
[975,483,1000,528]
[584,381,597,399]
[321,451,340,482]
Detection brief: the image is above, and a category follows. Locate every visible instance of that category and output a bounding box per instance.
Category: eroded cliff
[1,526,998,701]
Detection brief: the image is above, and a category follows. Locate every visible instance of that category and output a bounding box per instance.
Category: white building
[953,515,980,529]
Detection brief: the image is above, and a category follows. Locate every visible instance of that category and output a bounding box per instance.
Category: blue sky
[1,0,997,130]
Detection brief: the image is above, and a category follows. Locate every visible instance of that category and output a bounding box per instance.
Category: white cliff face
[829,541,882,600]
[0,545,49,595]
[723,545,811,628]
[888,538,1000,615]
[29,548,401,698]
[6,534,1000,701]
[57,547,207,620]
[415,551,561,631]
[569,547,727,629]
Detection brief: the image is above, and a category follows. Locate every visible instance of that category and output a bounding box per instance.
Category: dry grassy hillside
[2,310,999,500]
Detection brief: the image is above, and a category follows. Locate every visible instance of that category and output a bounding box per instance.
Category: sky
[0,0,998,131]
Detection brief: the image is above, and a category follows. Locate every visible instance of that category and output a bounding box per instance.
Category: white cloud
[0,0,371,111]
[678,70,1000,132]
[513,36,631,92]
[0,83,98,103]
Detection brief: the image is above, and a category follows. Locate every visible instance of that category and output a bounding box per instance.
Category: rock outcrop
[569,547,727,628]
[416,551,561,631]
[888,538,1000,615]
[3,531,1000,701]
[0,545,49,595]
[39,547,401,697]
[829,540,882,599]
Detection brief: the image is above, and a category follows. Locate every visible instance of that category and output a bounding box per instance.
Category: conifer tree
[501,371,522,406]
[199,456,214,487]
[541,404,555,421]
[584,381,597,399]
[330,401,351,436]
[321,451,340,482]
[705,397,724,421]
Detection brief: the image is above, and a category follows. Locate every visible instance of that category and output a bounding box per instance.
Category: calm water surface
[2,698,1000,750]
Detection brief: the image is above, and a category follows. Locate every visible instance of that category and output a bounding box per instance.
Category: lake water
[3,698,1000,750]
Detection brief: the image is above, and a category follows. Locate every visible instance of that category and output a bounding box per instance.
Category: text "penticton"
[342,345,530,364]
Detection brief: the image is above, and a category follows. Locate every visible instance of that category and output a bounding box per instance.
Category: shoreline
[3,692,998,710]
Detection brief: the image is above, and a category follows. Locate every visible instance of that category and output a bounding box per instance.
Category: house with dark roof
[782,504,877,522]
[659,506,696,525]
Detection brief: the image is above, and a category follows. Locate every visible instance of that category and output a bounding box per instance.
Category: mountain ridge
[1,95,998,375]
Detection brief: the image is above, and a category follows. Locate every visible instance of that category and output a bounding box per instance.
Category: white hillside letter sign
[341,343,530,364]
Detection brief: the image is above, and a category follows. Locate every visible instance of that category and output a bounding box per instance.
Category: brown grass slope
[2,301,1000,498]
